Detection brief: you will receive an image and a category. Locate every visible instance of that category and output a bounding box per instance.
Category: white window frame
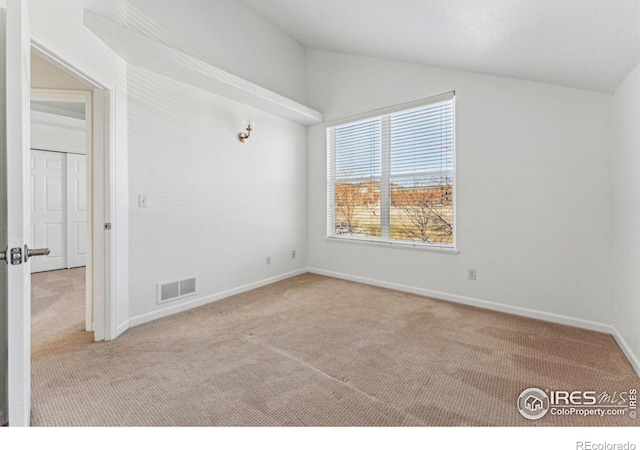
[326,92,457,252]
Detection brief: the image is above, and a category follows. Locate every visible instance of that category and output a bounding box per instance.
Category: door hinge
[104,222,112,230]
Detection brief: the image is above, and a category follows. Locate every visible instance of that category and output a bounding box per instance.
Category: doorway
[29,42,114,343]
[29,85,92,334]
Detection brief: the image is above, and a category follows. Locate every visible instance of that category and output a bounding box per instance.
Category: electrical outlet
[291,250,296,259]
[468,269,477,281]
[266,256,271,265]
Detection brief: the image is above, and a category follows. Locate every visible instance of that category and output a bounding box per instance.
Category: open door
[0,2,7,428]
[2,0,33,427]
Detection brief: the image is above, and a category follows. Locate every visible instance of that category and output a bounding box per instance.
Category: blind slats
[327,93,455,247]
[390,103,454,177]
[335,119,381,179]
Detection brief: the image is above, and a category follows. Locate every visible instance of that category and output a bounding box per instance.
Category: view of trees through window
[334,177,453,244]
[328,94,455,246]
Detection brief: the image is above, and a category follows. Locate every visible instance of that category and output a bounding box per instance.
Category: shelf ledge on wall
[83,10,323,126]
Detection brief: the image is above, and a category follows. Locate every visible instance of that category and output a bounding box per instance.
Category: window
[326,92,455,249]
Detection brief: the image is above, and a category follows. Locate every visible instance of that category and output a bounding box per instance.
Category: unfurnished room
[1,0,639,442]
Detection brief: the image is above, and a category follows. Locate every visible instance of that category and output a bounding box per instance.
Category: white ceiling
[239,0,640,93]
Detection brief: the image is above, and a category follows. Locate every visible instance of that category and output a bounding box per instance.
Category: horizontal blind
[389,100,454,177]
[334,118,381,180]
[327,92,455,247]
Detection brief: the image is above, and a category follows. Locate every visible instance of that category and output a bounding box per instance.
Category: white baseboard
[308,267,615,334]
[115,320,130,339]
[612,330,640,378]
[128,269,307,328]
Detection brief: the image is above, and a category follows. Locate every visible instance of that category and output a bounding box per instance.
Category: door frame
[30,44,114,342]
[30,89,94,331]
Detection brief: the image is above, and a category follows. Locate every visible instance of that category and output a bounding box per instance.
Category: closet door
[30,150,66,273]
[66,153,86,268]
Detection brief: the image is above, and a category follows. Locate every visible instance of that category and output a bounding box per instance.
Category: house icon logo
[517,388,550,420]
[526,395,543,411]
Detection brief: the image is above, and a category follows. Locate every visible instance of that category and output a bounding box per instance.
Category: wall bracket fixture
[239,123,252,143]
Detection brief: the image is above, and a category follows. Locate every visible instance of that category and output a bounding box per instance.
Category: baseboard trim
[612,330,640,378]
[128,269,308,328]
[115,320,130,339]
[308,267,614,335]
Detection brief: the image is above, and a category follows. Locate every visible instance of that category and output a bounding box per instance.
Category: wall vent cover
[158,277,197,304]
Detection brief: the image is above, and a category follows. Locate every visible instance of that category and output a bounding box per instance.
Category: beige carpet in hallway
[31,269,639,426]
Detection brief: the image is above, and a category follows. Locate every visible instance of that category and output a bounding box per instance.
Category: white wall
[31,53,88,90]
[31,112,86,154]
[612,61,640,373]
[85,0,308,104]
[30,0,129,337]
[307,50,613,330]
[126,65,307,324]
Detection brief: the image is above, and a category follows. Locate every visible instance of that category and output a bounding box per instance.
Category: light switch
[138,194,149,208]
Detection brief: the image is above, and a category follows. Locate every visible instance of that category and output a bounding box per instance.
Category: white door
[30,150,86,273]
[30,149,66,273]
[3,0,32,427]
[66,153,86,268]
[0,6,7,427]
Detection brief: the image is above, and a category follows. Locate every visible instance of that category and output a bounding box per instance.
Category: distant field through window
[326,92,456,249]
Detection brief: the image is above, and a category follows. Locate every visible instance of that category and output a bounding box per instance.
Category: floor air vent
[158,277,197,304]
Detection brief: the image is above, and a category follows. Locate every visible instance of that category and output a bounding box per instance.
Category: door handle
[0,247,6,264]
[24,245,50,262]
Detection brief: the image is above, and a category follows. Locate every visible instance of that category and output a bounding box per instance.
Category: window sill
[324,236,459,255]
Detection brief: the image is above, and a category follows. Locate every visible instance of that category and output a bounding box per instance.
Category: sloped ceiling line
[83,10,323,125]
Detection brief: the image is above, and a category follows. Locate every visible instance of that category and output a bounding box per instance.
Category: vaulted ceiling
[239,0,640,93]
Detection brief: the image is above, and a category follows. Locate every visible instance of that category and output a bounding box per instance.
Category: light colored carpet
[30,268,639,426]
